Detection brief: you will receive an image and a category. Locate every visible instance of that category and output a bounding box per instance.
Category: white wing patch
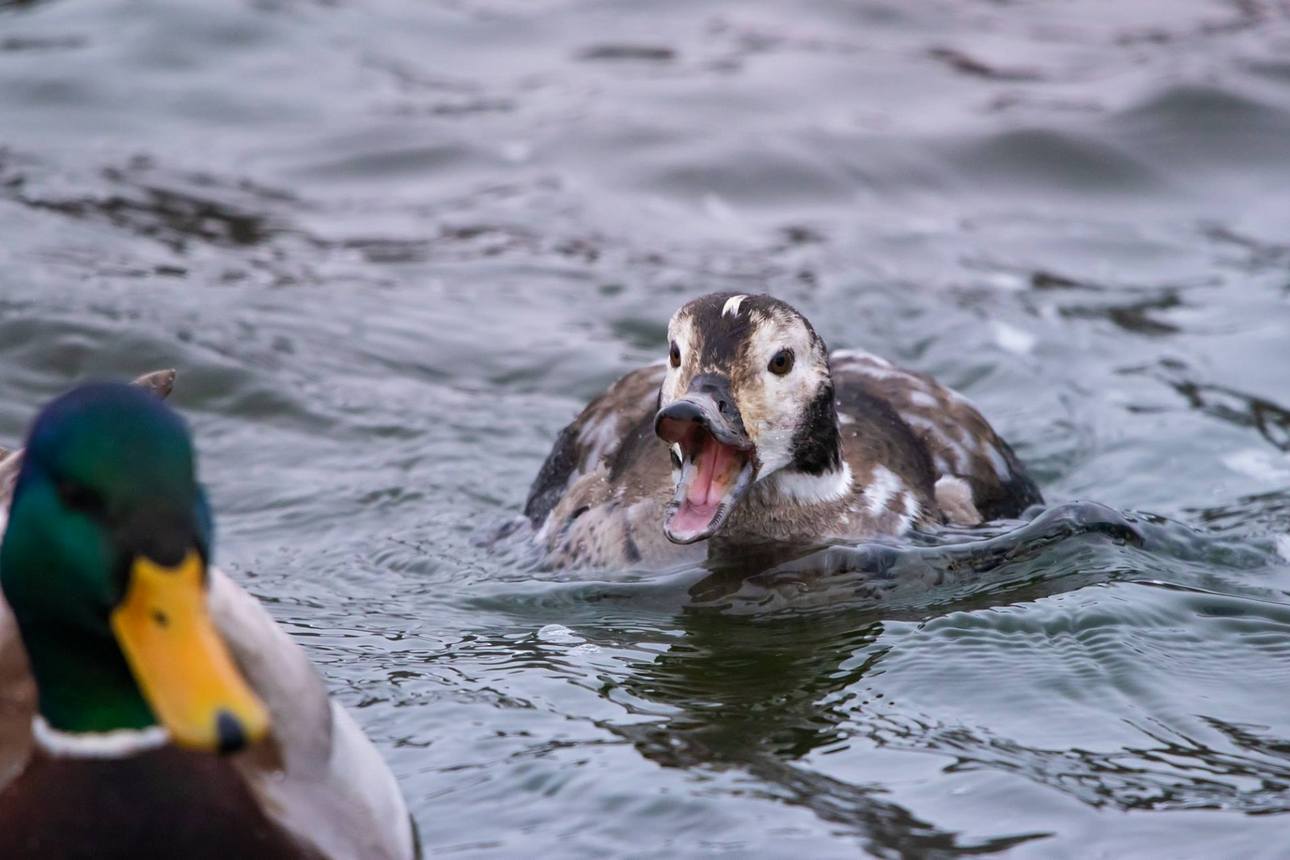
[984,444,1011,480]
[577,412,624,472]
[722,294,748,318]
[902,413,970,472]
[893,492,921,534]
[863,465,904,515]
[906,389,939,410]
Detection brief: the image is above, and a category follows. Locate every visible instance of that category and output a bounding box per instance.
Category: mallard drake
[0,373,416,859]
[526,293,1043,569]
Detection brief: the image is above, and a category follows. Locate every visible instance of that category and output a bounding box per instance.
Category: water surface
[1,0,1289,856]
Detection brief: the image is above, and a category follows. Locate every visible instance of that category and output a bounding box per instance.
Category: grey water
[2,0,1289,856]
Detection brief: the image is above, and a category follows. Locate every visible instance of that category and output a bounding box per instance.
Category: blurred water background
[1,0,1290,855]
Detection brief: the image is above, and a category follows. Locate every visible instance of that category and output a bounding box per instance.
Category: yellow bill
[110,550,269,753]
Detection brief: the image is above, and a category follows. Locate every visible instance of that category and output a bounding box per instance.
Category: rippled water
[2,0,1290,855]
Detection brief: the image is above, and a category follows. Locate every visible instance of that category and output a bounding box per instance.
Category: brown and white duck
[525,292,1042,569]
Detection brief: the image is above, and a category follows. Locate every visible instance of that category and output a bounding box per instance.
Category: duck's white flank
[721,295,748,317]
[32,716,169,759]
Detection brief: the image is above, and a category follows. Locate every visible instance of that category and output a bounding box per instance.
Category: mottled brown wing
[525,363,699,569]
[524,362,667,527]
[830,350,1042,521]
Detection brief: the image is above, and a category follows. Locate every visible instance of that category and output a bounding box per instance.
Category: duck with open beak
[654,373,757,543]
[523,291,1046,572]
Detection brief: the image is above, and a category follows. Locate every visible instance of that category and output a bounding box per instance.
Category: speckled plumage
[526,294,1042,570]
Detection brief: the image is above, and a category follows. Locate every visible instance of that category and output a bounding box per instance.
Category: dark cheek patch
[790,382,842,475]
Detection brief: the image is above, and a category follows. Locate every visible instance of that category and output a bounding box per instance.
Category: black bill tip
[215,710,248,754]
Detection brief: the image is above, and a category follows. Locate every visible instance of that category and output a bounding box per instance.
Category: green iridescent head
[0,383,266,751]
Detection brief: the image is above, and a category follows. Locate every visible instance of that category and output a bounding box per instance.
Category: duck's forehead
[671,293,808,366]
[30,390,196,495]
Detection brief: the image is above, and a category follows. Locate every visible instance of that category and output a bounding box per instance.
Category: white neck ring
[32,716,170,759]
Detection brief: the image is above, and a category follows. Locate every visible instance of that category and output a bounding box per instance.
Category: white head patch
[721,294,748,318]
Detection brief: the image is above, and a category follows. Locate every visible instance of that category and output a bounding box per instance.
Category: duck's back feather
[830,351,1042,520]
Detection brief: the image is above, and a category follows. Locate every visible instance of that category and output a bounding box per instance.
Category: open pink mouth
[660,423,754,544]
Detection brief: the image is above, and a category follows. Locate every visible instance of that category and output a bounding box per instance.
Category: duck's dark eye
[768,348,795,376]
[57,479,106,518]
[669,341,681,368]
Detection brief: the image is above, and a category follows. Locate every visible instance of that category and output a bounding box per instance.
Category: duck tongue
[665,431,752,543]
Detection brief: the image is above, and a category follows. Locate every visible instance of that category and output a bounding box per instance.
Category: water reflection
[588,507,1290,852]
[580,505,1152,852]
[609,610,1047,855]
